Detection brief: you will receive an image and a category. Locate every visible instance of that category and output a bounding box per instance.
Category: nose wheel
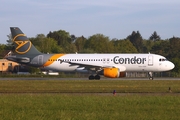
[148,72,153,80]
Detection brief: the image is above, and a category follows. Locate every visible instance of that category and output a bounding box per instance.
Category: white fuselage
[41,53,174,72]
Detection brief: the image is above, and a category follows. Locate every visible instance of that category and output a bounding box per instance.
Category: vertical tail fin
[10,27,41,56]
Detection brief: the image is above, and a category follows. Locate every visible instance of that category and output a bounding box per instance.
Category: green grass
[0,80,180,93]
[0,94,180,120]
[0,79,180,120]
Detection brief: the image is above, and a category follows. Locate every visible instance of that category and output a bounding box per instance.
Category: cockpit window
[159,58,167,62]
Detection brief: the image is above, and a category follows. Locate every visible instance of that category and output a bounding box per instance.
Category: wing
[60,59,126,71]
[60,60,103,71]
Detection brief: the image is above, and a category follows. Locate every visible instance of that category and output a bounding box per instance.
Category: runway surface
[0,77,180,80]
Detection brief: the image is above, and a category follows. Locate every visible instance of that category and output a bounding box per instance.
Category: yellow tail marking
[14,41,32,54]
[13,34,32,54]
[13,34,26,41]
[43,54,65,67]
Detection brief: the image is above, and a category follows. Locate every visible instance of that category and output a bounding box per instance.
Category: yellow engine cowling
[99,68,126,78]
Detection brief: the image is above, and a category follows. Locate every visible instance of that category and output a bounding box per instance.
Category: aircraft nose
[169,62,175,70]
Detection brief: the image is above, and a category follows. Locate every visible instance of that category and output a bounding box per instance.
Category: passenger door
[148,56,153,66]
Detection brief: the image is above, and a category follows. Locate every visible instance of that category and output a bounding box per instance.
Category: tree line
[2,30,180,76]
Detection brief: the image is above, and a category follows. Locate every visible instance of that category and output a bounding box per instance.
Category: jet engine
[98,68,126,78]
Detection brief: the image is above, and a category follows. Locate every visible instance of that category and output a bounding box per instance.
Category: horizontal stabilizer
[6,56,30,63]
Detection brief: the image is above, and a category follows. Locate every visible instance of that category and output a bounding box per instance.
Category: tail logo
[13,34,32,54]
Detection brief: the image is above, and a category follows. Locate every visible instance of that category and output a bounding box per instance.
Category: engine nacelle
[99,68,126,78]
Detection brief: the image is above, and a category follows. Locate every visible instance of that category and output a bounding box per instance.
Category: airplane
[6,27,175,80]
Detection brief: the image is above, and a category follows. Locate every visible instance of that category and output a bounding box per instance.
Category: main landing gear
[148,72,153,80]
[88,74,101,80]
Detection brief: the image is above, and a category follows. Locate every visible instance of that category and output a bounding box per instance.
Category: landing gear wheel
[94,75,100,80]
[88,75,94,80]
[148,72,153,80]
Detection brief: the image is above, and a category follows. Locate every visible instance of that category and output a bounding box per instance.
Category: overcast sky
[0,0,180,44]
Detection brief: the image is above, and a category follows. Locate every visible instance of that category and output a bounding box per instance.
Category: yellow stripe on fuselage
[43,54,65,67]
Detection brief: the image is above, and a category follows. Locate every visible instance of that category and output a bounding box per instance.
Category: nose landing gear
[148,72,153,80]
